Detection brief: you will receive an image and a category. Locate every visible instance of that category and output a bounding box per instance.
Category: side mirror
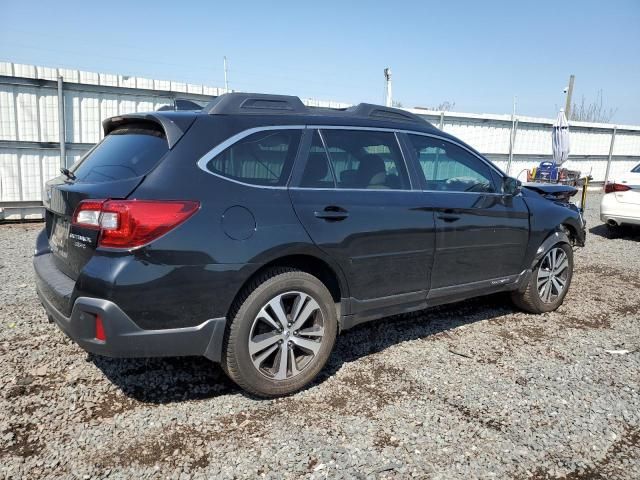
[503,177,521,196]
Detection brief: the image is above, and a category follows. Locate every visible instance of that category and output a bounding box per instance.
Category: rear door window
[71,124,169,182]
[319,129,409,189]
[205,129,302,186]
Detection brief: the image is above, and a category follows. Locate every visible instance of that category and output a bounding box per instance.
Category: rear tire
[222,268,337,397]
[511,243,573,313]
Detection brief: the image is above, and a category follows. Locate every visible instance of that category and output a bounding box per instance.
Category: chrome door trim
[195,123,506,192]
[196,125,305,189]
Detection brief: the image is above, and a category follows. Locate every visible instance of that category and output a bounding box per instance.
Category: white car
[601,163,640,229]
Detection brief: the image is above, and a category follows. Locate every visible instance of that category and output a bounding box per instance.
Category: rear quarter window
[71,124,169,182]
[204,129,302,186]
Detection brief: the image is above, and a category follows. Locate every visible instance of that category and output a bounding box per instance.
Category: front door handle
[314,206,349,221]
[437,214,461,222]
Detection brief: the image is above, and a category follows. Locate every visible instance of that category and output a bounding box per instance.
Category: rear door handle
[314,206,349,221]
[437,215,460,222]
[437,210,461,222]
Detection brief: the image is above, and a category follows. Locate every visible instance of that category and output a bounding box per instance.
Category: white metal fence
[1,61,639,218]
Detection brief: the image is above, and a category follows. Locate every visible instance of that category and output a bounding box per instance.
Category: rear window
[205,129,302,186]
[70,124,169,182]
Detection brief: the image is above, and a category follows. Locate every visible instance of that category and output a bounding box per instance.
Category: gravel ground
[1,193,639,479]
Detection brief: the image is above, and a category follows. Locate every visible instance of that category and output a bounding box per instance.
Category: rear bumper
[38,290,226,361]
[600,193,640,226]
[35,253,227,361]
[600,213,640,226]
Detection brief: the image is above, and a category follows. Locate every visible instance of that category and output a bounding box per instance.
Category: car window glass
[407,134,496,193]
[632,163,640,173]
[300,131,336,188]
[205,129,301,186]
[71,125,168,182]
[320,130,409,189]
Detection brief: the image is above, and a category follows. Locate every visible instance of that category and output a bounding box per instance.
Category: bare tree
[570,90,617,123]
[434,101,456,111]
[413,101,456,111]
[392,100,404,108]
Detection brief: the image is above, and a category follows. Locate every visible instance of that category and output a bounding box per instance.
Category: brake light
[72,200,199,248]
[604,182,631,193]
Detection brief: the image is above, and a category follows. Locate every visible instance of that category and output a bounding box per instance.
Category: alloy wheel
[248,291,325,380]
[537,247,570,303]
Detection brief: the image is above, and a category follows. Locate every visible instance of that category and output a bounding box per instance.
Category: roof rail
[157,98,204,112]
[203,93,307,115]
[202,92,428,124]
[345,103,427,123]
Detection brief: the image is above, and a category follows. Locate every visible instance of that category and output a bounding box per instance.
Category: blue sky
[2,0,639,123]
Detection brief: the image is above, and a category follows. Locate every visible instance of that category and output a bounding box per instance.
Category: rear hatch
[44,114,193,280]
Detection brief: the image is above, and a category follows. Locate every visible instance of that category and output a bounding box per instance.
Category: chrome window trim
[399,131,505,181]
[394,131,413,189]
[196,125,305,190]
[289,187,417,193]
[196,124,505,193]
[316,129,338,188]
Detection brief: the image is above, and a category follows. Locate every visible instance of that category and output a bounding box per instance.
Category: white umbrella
[552,109,570,165]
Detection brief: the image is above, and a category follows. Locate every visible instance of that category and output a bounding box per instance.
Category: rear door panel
[288,128,435,308]
[289,188,435,301]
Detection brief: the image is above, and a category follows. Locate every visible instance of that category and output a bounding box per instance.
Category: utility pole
[506,95,517,175]
[564,74,575,120]
[223,56,229,92]
[384,68,392,107]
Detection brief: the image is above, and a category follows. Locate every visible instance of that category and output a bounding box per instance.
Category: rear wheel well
[227,255,343,320]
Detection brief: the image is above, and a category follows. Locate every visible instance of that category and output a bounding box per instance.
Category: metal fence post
[603,126,617,189]
[57,75,66,168]
[439,112,445,130]
[506,118,519,176]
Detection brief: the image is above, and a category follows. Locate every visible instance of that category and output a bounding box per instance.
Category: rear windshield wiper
[60,167,76,180]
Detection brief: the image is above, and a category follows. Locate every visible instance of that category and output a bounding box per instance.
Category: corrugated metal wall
[1,62,639,212]
[409,109,640,182]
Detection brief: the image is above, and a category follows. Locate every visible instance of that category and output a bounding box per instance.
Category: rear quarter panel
[93,116,333,327]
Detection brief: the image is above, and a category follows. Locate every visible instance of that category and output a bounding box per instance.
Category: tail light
[72,199,199,248]
[604,182,631,193]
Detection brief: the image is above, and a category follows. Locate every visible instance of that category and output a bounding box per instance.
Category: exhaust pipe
[607,219,619,227]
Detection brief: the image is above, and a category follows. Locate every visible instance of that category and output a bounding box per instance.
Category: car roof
[107,92,476,154]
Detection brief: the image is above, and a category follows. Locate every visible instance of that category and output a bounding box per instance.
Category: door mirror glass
[503,177,521,195]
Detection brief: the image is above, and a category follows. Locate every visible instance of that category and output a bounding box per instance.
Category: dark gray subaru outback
[35,93,585,396]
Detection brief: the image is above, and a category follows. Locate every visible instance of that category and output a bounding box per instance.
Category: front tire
[223,268,337,397]
[511,243,573,313]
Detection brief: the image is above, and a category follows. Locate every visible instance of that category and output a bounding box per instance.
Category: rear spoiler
[102,112,198,149]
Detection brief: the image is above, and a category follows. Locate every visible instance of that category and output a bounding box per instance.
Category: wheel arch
[226,253,348,321]
[531,228,571,269]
